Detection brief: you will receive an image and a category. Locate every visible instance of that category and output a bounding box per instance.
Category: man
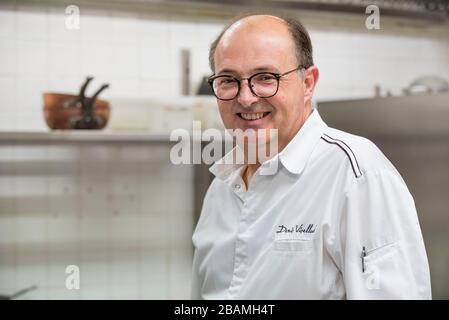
[190,14,431,299]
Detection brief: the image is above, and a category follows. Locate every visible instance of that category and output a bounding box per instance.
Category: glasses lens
[212,76,239,100]
[251,73,278,98]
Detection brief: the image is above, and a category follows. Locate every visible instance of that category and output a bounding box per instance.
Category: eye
[217,77,236,86]
[253,74,277,83]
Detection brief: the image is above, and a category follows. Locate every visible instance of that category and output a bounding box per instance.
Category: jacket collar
[279,108,327,175]
[210,108,327,180]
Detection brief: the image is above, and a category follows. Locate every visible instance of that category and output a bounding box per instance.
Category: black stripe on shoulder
[321,133,363,178]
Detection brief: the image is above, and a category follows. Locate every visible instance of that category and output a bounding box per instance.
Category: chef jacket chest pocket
[273,238,316,255]
[363,242,398,265]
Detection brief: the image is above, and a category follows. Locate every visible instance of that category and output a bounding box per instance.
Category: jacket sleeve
[340,170,431,299]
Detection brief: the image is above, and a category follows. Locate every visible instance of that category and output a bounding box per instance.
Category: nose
[237,80,260,107]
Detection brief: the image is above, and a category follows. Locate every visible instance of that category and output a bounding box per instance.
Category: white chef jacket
[191,108,431,300]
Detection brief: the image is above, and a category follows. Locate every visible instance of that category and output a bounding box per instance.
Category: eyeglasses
[208,65,306,101]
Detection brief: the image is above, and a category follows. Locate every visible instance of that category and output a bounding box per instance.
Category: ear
[303,66,319,105]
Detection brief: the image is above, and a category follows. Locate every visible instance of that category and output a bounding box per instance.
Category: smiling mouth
[237,112,271,121]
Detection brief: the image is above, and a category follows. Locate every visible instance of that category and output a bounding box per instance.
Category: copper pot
[43,93,110,130]
[42,77,110,130]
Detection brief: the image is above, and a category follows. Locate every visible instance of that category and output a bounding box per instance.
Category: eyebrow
[216,66,281,75]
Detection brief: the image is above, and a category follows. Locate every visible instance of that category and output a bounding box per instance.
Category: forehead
[214,17,296,74]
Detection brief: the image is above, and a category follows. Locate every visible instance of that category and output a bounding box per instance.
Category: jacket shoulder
[319,127,399,178]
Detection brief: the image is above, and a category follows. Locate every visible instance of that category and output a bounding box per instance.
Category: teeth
[240,112,266,120]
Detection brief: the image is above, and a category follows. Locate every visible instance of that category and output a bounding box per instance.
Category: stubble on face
[214,15,311,166]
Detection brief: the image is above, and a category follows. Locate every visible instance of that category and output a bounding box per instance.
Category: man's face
[213,16,314,151]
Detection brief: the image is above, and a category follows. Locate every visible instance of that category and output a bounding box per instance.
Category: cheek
[267,95,289,120]
[267,95,301,126]
[218,103,234,126]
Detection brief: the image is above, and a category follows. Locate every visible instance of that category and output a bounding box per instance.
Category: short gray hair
[209,13,314,73]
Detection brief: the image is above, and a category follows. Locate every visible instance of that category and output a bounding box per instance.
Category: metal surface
[0,131,174,144]
[181,49,191,96]
[176,0,449,22]
[6,0,449,24]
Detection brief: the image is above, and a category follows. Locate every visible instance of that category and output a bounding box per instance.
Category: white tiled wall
[0,4,223,131]
[1,3,449,299]
[0,143,193,299]
[312,29,449,100]
[1,4,449,131]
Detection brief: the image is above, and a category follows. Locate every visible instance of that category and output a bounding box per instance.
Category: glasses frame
[207,65,307,101]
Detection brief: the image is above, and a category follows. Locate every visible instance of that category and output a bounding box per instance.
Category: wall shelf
[0,131,176,144]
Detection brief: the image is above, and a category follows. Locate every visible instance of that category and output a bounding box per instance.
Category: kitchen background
[0,0,448,299]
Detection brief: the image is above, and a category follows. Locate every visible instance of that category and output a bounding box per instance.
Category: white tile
[140,77,177,96]
[109,216,140,242]
[15,76,47,114]
[109,176,140,217]
[111,12,140,45]
[47,176,80,209]
[191,47,213,87]
[140,176,170,216]
[80,11,112,44]
[141,47,176,80]
[14,256,47,294]
[16,40,47,75]
[15,216,47,244]
[47,75,83,94]
[80,41,112,77]
[107,76,141,96]
[48,42,83,77]
[0,40,16,75]
[111,46,140,78]
[46,288,81,300]
[78,286,109,299]
[109,284,139,300]
[166,162,194,182]
[78,179,109,217]
[169,20,198,50]
[15,113,47,131]
[0,76,16,114]
[79,157,110,177]
[0,217,16,246]
[140,214,169,247]
[14,175,48,203]
[46,217,79,244]
[15,286,47,300]
[48,7,82,43]
[0,264,17,293]
[139,280,169,299]
[140,17,171,49]
[109,251,139,286]
[16,7,48,41]
[168,246,193,299]
[46,259,77,289]
[0,116,17,131]
[169,219,193,247]
[197,21,223,44]
[13,145,49,161]
[77,252,110,286]
[0,146,17,166]
[79,217,108,243]
[139,249,169,299]
[46,145,81,161]
[0,8,15,39]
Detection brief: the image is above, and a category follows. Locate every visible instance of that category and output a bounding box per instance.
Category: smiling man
[190,14,431,299]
